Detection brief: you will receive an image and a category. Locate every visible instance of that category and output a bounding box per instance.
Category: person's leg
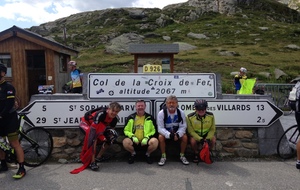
[179,134,188,156]
[147,137,158,154]
[190,137,199,163]
[190,137,198,154]
[144,138,158,164]
[9,139,24,163]
[96,142,110,159]
[91,140,97,163]
[89,140,100,171]
[158,134,166,156]
[179,134,189,165]
[0,149,8,172]
[158,134,167,166]
[123,138,136,164]
[123,138,135,154]
[8,133,26,178]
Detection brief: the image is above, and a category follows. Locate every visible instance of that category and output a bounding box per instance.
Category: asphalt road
[1,159,299,190]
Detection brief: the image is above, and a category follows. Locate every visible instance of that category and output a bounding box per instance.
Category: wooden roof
[129,44,179,54]
[0,25,79,56]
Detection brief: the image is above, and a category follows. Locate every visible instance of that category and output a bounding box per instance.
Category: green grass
[44,2,300,93]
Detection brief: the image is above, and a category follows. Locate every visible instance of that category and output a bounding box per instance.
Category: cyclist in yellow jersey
[234,67,247,94]
[123,99,158,164]
[0,64,26,179]
[187,99,216,163]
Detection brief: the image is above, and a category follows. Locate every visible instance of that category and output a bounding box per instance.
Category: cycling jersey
[157,108,187,139]
[186,111,216,142]
[234,75,247,91]
[124,112,156,141]
[0,80,18,137]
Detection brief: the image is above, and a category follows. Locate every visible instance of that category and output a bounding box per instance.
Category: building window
[0,54,12,77]
[59,54,68,73]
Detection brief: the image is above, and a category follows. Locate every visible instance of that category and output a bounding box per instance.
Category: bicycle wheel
[277,96,292,116]
[19,127,53,167]
[277,125,299,159]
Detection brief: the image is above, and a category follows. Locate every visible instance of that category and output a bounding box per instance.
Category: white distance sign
[21,100,151,128]
[88,73,216,99]
[155,99,283,127]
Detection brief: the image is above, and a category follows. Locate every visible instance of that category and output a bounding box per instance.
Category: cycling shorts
[0,111,19,140]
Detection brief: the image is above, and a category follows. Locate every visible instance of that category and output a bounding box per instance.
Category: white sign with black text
[88,73,216,99]
[155,99,283,127]
[21,100,151,128]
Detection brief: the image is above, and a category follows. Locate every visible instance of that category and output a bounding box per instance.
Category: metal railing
[255,83,294,106]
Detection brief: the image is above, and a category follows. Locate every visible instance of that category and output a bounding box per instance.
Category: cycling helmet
[240,67,247,73]
[194,99,208,110]
[104,128,118,144]
[0,63,7,74]
[68,61,77,67]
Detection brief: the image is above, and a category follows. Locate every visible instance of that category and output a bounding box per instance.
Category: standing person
[123,99,158,164]
[234,67,247,94]
[187,99,216,163]
[0,63,26,179]
[294,81,300,169]
[157,95,189,166]
[70,101,121,174]
[68,60,83,93]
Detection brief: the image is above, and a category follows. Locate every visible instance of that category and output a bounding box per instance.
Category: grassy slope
[52,2,300,93]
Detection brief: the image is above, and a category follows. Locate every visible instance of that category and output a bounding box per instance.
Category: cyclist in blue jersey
[0,64,26,179]
[68,61,83,93]
[157,95,189,166]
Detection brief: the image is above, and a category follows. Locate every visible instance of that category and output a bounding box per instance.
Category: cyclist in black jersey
[0,63,26,179]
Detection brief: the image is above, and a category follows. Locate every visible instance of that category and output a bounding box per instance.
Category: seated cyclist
[122,99,158,164]
[0,63,26,179]
[187,99,216,163]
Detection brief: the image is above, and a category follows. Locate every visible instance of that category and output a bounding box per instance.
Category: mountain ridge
[26,0,300,92]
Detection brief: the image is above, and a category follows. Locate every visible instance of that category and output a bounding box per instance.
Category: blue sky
[0,0,188,32]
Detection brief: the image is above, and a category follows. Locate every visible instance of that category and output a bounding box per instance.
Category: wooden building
[129,44,179,73]
[0,26,79,108]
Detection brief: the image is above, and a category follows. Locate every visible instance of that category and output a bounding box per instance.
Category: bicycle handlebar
[17,111,31,117]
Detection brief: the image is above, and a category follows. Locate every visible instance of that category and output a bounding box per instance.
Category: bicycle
[277,87,293,116]
[277,124,299,159]
[0,111,53,167]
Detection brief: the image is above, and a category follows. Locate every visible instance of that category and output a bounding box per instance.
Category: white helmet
[240,67,247,73]
[68,61,77,67]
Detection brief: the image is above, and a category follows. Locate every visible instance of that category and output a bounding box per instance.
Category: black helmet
[104,128,118,144]
[194,99,208,110]
[0,63,7,74]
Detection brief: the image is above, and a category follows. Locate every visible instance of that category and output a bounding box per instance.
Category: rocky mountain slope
[27,0,300,91]
[29,0,299,50]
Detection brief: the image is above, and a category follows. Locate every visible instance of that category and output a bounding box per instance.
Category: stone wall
[49,127,260,161]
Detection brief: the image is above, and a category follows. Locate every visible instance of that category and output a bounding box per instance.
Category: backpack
[79,106,106,134]
[159,98,167,110]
